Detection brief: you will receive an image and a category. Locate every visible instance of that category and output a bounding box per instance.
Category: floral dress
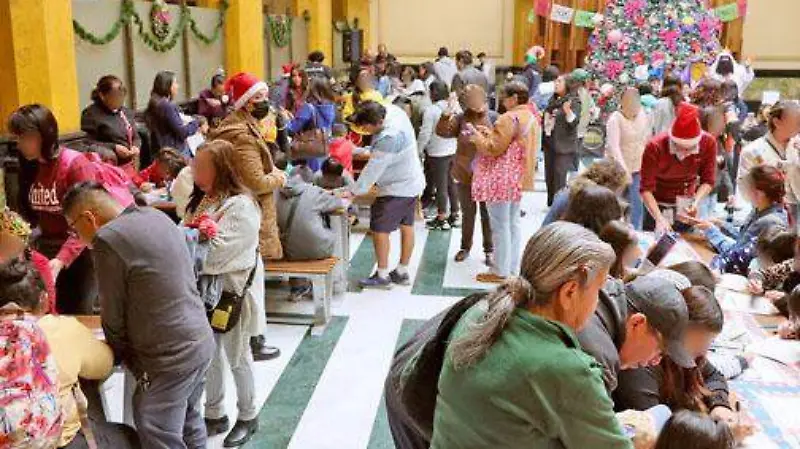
[472,113,535,204]
[0,316,62,449]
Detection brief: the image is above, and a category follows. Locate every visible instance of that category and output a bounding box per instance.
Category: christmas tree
[585,0,723,90]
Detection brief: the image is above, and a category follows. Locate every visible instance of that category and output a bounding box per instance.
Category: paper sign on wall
[574,10,596,28]
[714,3,739,22]
[550,4,574,24]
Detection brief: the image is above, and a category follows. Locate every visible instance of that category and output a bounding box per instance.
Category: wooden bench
[265,257,339,334]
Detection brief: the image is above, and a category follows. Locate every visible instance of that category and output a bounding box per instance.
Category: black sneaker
[448,214,462,228]
[389,269,411,286]
[426,217,445,230]
[359,272,392,289]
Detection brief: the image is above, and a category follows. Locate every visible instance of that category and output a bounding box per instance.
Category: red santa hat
[225,72,268,111]
[670,103,703,148]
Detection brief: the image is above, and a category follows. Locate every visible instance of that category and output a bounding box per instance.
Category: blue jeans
[487,201,522,277]
[626,172,644,231]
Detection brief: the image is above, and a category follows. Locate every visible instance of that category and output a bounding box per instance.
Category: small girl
[748,231,799,314]
[778,286,800,339]
[135,147,187,191]
[654,411,736,449]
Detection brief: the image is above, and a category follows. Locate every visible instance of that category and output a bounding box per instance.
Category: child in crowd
[599,220,642,280]
[778,285,800,339]
[0,209,56,313]
[274,153,345,301]
[654,411,736,449]
[315,157,354,190]
[748,230,799,314]
[328,124,355,174]
[288,159,316,184]
[135,147,187,192]
[750,226,795,273]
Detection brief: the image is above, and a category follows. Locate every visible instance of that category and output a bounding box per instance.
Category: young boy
[315,157,354,190]
[135,147,187,192]
[275,154,345,300]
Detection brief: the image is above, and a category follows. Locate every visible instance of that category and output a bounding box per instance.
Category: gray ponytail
[450,222,615,370]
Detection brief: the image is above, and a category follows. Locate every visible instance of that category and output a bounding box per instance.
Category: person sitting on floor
[599,220,643,281]
[578,274,696,395]
[654,411,736,449]
[134,147,187,192]
[541,158,628,227]
[275,154,346,301]
[562,184,626,236]
[749,226,795,274]
[748,233,800,315]
[614,280,754,443]
[678,165,788,275]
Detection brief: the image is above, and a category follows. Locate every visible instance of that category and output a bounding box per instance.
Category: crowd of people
[1,40,799,449]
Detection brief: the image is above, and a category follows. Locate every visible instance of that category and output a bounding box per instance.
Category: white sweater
[738,133,800,205]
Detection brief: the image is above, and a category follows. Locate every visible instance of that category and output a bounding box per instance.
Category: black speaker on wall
[343,30,363,63]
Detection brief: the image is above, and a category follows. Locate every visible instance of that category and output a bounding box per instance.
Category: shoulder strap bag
[208,250,259,333]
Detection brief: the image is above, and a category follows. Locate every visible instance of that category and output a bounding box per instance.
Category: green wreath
[73,0,229,52]
[267,15,293,49]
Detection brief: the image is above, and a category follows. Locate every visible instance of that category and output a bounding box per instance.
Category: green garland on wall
[73,0,229,52]
[267,15,294,49]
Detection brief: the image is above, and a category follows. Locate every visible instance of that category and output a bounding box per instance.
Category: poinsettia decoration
[150,0,172,42]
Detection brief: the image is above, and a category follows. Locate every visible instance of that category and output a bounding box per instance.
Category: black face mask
[250,100,270,120]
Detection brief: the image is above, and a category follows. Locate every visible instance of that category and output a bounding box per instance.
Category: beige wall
[369,0,515,65]
[743,0,800,70]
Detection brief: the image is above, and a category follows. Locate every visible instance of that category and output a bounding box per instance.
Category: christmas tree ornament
[608,29,623,45]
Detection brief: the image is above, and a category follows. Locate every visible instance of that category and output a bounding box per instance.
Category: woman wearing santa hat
[210,72,285,362]
[640,103,717,233]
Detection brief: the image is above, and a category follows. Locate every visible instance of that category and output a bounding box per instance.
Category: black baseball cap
[625,276,695,369]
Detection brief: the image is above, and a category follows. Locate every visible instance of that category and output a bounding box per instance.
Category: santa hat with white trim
[669,103,703,148]
[225,72,268,111]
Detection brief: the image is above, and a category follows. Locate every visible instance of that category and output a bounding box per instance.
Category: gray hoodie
[276,176,344,261]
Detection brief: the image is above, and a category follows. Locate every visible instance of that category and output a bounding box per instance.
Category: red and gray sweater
[640,133,717,204]
[27,149,102,266]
